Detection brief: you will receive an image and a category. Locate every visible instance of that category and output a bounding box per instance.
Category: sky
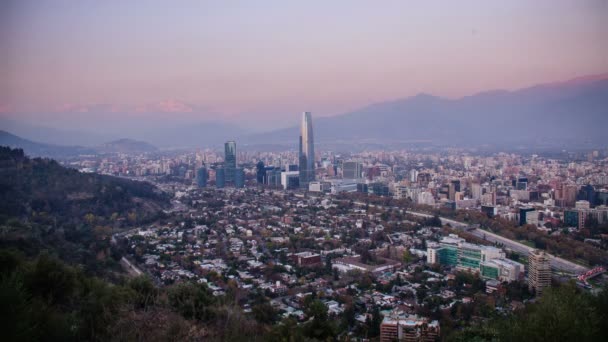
[1,0,607,130]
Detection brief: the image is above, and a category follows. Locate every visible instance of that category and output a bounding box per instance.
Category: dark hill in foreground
[0,146,169,268]
[0,146,168,221]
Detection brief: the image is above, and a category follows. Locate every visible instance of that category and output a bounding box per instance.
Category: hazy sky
[1,0,607,129]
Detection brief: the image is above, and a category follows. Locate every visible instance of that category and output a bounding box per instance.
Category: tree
[252,302,276,324]
[127,275,159,309]
[367,306,382,338]
[167,281,214,321]
[448,282,607,342]
[304,300,335,340]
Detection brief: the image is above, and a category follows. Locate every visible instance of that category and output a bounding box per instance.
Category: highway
[404,211,589,274]
[346,200,590,274]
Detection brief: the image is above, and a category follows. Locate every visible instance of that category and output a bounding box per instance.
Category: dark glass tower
[299,112,315,187]
[196,167,208,187]
[216,168,225,188]
[234,167,245,188]
[256,161,265,184]
[224,141,237,184]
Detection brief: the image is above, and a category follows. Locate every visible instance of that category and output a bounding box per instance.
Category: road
[344,200,589,274]
[120,256,143,276]
[403,210,589,274]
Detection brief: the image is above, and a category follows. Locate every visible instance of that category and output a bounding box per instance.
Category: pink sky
[1,1,607,129]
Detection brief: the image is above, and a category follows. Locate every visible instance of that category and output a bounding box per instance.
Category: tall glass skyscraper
[215,167,225,188]
[224,141,237,184]
[196,167,208,187]
[299,112,315,186]
[234,167,245,188]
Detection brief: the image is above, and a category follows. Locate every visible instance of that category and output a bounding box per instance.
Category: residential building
[528,249,551,295]
[380,311,440,342]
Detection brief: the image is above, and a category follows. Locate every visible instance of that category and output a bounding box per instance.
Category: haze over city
[2,1,607,133]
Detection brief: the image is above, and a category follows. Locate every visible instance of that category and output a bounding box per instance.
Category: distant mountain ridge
[0,118,116,146]
[0,130,160,158]
[246,73,608,147]
[0,130,96,158]
[0,117,247,148]
[97,138,158,154]
[2,73,607,149]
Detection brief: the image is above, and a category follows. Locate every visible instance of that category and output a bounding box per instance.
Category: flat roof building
[380,310,440,342]
[528,249,551,295]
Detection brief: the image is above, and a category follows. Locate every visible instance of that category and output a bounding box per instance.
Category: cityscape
[1,1,608,342]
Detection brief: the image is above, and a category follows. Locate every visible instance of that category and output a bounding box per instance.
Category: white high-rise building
[528,250,551,295]
[409,169,418,182]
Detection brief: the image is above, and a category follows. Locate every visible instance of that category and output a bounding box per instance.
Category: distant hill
[248,74,608,148]
[1,118,249,149]
[0,146,169,221]
[129,121,249,148]
[0,118,116,146]
[0,145,170,274]
[97,138,159,154]
[0,130,96,158]
[0,130,161,157]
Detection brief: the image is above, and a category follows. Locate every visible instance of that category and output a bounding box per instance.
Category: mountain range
[96,138,158,154]
[0,130,159,158]
[2,73,607,150]
[248,73,608,148]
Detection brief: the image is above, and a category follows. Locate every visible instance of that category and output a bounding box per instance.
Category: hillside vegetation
[0,146,169,272]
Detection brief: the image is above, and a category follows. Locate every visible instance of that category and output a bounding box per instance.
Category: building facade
[215,167,225,188]
[196,167,208,187]
[427,234,523,282]
[380,311,440,342]
[299,112,315,187]
[343,161,363,179]
[224,141,237,184]
[528,249,551,295]
[234,167,245,188]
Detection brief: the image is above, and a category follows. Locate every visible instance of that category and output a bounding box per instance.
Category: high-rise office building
[234,167,245,188]
[299,112,315,187]
[516,177,528,190]
[256,161,266,184]
[196,167,208,187]
[577,184,596,206]
[528,249,551,295]
[343,161,363,179]
[281,171,300,190]
[409,169,418,183]
[215,167,225,188]
[471,183,482,200]
[224,141,237,184]
[448,180,461,201]
[519,207,536,226]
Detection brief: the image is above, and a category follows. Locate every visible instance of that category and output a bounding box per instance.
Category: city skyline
[2,2,608,340]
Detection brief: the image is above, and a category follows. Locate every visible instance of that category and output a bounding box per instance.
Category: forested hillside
[0,146,169,272]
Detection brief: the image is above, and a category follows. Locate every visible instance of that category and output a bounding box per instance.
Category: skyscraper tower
[196,167,208,188]
[224,141,237,184]
[299,112,315,187]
